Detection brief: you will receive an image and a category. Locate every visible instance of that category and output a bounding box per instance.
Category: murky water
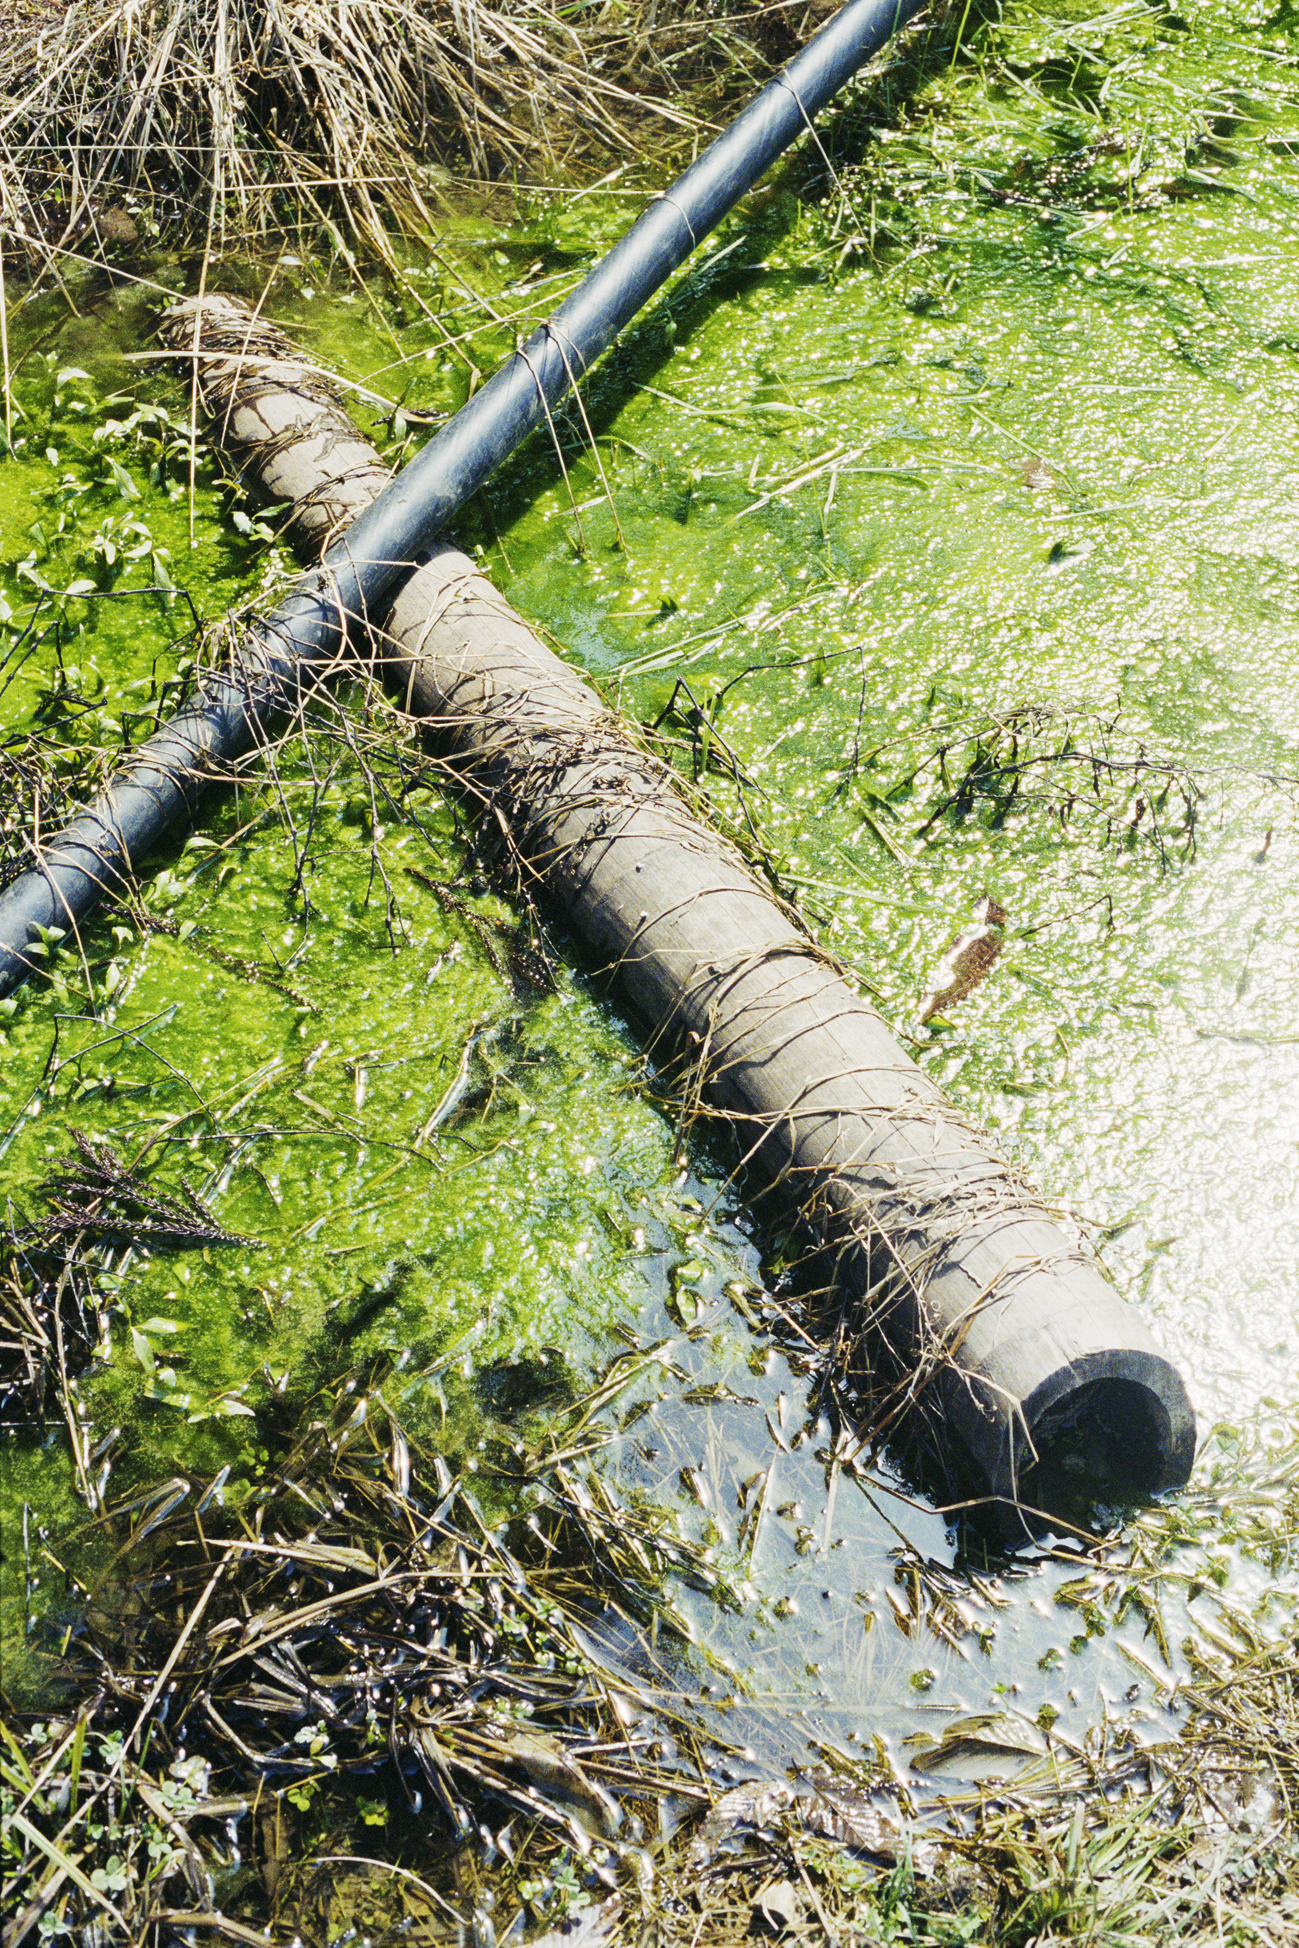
[4,0,1299,1794]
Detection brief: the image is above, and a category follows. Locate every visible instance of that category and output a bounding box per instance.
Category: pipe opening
[1018,1377,1175,1523]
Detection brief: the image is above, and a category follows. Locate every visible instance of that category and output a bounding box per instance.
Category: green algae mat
[4,0,1299,1939]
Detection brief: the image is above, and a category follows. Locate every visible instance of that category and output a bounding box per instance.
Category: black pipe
[0,0,923,996]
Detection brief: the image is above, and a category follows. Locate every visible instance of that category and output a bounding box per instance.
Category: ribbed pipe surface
[154,293,1196,1522]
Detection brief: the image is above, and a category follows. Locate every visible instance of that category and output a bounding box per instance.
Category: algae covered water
[4,0,1299,1803]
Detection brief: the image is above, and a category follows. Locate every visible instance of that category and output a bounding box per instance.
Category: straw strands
[0,0,703,271]
[5,1300,1299,1948]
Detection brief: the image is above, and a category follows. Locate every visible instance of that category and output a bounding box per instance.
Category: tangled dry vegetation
[6,10,1299,1940]
[5,1163,1299,1948]
[0,0,830,275]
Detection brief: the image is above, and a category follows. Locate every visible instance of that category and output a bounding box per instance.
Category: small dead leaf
[689,1782,798,1866]
[531,1896,622,1948]
[259,1801,289,1903]
[917,894,1008,1024]
[907,1710,1047,1778]
[497,1728,622,1840]
[800,1778,909,1859]
[755,1878,801,1934]
[101,205,140,246]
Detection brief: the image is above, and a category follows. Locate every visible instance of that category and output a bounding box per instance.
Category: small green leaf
[212,1395,256,1418]
[104,456,140,500]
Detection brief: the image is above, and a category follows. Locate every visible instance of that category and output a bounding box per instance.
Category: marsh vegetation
[5,0,1299,1942]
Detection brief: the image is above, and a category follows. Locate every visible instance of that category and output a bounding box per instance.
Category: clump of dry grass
[8,1348,1299,1948]
[6,1130,1299,1948]
[0,1341,716,1946]
[0,0,704,274]
[0,0,849,278]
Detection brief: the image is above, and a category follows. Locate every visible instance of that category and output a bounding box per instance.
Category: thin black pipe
[0,0,922,996]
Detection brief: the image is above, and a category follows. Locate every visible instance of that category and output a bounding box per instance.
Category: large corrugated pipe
[0,0,924,996]
[156,293,1197,1527]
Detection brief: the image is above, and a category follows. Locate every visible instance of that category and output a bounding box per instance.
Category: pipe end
[1017,1363,1196,1516]
[962,1350,1197,1535]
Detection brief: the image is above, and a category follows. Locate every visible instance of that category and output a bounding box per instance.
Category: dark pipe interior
[1018,1378,1174,1525]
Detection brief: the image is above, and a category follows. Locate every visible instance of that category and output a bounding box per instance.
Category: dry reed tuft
[0,0,828,276]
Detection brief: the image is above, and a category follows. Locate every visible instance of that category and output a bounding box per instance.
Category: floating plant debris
[917,894,1008,1026]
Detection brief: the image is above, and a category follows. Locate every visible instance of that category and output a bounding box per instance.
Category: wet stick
[0,243,13,450]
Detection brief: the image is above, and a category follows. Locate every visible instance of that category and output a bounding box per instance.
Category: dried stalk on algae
[157,294,1193,1524]
[1,1131,256,1435]
[0,0,700,272]
[917,893,1007,1027]
[31,1129,259,1251]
